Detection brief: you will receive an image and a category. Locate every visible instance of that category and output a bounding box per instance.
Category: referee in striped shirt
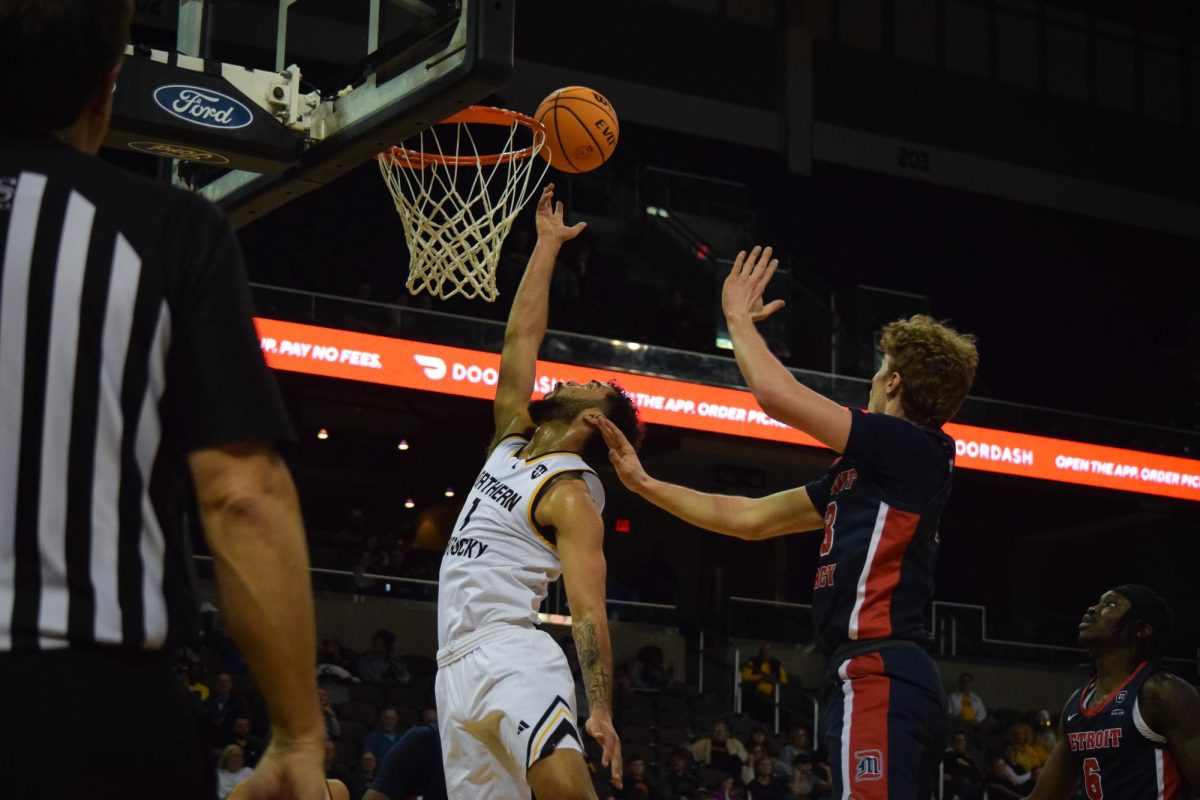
[1,2,325,798]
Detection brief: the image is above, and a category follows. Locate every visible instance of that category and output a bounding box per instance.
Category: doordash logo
[413,354,447,381]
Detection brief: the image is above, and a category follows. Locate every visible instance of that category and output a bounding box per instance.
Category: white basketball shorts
[435,624,585,799]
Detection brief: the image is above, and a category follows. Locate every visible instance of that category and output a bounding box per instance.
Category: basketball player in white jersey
[435,184,642,800]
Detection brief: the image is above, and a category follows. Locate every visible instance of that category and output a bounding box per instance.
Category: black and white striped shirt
[0,133,293,653]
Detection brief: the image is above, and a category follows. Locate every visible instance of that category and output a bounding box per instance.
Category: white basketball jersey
[437,435,605,647]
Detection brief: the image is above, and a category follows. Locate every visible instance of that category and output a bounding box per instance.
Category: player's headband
[1111,584,1174,645]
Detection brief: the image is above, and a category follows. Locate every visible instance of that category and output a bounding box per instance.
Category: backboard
[107,0,514,226]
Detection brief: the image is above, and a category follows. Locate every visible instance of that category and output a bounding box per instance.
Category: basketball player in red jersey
[596,246,978,799]
[1028,585,1200,800]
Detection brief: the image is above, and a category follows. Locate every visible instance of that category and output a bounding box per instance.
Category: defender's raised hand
[593,417,649,492]
[535,183,588,243]
[722,245,785,323]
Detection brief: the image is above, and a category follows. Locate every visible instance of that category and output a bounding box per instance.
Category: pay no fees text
[261,337,382,369]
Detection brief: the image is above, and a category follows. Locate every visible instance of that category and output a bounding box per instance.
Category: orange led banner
[254,318,1200,502]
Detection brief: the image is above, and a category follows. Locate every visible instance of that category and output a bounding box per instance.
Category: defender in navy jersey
[1028,586,1200,800]
[433,186,641,800]
[597,246,978,799]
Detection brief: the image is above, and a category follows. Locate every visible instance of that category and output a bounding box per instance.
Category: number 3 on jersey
[1083,756,1103,800]
[819,502,837,557]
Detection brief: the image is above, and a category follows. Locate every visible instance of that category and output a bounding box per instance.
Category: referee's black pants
[0,647,207,799]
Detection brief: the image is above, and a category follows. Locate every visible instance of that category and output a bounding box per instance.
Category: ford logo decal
[152,84,253,130]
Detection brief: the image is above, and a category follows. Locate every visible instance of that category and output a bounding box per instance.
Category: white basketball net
[378,111,549,301]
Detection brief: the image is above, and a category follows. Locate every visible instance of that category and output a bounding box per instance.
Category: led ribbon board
[255,318,1200,502]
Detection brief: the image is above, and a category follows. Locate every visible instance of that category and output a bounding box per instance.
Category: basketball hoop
[377,106,550,301]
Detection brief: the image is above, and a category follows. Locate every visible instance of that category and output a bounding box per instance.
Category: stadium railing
[191,556,1200,677]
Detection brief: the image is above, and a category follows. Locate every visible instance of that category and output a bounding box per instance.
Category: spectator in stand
[225,716,264,768]
[323,738,352,786]
[319,639,359,674]
[708,773,740,800]
[215,745,254,800]
[357,630,412,686]
[1033,729,1057,759]
[627,644,673,692]
[196,601,227,664]
[187,663,210,702]
[1031,709,1058,755]
[746,727,773,755]
[1008,722,1049,773]
[802,750,835,798]
[352,551,378,602]
[318,687,341,740]
[983,755,1027,799]
[948,672,988,729]
[347,751,378,800]
[318,639,360,704]
[175,665,208,725]
[602,753,658,799]
[206,673,249,742]
[776,726,811,780]
[740,645,788,725]
[788,753,818,799]
[365,706,404,761]
[741,744,766,784]
[743,754,787,800]
[661,747,701,800]
[691,720,749,779]
[1000,743,1034,792]
[943,731,983,800]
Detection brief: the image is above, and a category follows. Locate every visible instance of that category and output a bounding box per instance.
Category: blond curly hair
[879,315,978,427]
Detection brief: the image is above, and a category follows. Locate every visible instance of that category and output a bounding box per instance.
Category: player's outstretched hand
[535,183,587,243]
[585,711,623,790]
[722,245,785,324]
[592,417,648,492]
[227,739,327,800]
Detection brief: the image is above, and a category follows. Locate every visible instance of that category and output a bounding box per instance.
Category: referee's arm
[191,441,326,792]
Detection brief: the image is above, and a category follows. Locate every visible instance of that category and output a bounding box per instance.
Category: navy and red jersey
[803,409,954,655]
[1062,662,1187,800]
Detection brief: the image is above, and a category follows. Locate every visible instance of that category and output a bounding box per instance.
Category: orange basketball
[534,86,619,174]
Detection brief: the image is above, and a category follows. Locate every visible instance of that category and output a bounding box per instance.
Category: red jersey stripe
[1161,749,1184,799]
[851,505,921,640]
[840,652,890,800]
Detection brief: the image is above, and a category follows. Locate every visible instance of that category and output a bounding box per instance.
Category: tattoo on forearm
[573,616,612,712]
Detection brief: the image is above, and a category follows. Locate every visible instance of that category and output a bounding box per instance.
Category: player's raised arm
[593,417,825,537]
[539,477,623,790]
[490,184,587,450]
[722,246,852,453]
[1141,672,1200,791]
